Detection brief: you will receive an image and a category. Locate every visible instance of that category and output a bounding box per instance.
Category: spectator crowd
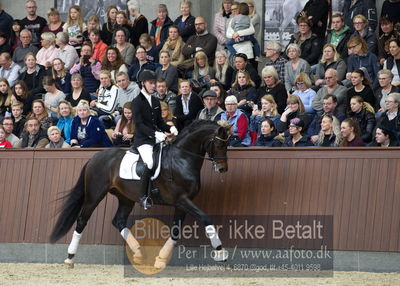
[1,0,400,149]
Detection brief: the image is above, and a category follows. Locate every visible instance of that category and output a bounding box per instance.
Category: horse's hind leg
[154,208,186,269]
[177,196,228,262]
[112,195,143,264]
[64,190,108,268]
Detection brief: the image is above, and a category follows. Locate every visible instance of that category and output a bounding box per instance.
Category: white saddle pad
[119,145,163,180]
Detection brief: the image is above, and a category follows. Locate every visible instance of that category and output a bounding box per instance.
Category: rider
[132,70,179,209]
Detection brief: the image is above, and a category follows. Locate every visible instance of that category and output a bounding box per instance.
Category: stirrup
[139,196,153,210]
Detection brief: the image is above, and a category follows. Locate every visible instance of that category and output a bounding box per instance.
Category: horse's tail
[50,162,87,243]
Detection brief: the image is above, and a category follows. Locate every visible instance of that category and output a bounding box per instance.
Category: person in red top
[0,124,12,148]
[89,29,107,62]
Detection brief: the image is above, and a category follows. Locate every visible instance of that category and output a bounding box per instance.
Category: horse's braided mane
[172,120,219,144]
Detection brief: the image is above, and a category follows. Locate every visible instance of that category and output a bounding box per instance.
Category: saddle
[119,144,163,181]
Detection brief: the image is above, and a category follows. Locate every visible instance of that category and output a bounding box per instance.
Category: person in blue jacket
[70,100,112,148]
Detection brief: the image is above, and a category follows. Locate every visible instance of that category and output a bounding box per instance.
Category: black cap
[138,70,156,82]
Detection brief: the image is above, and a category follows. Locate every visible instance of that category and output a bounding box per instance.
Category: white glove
[170,126,178,136]
[155,131,167,143]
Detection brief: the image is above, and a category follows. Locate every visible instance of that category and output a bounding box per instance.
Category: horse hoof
[64,258,74,268]
[154,256,168,269]
[133,254,144,265]
[213,249,228,262]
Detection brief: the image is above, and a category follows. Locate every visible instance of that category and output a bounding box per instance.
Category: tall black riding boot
[139,166,153,210]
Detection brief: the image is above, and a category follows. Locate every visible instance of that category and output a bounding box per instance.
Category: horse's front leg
[154,208,186,269]
[176,195,228,262]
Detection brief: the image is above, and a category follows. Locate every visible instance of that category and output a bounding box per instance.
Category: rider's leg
[137,144,154,209]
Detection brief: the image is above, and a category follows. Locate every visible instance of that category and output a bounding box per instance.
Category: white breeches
[137,144,154,169]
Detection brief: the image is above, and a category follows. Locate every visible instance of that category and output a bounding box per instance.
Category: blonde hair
[351,96,375,114]
[295,72,312,89]
[286,95,305,113]
[66,5,84,31]
[57,99,75,118]
[232,70,255,87]
[260,94,279,116]
[41,32,56,45]
[321,43,340,63]
[193,51,210,80]
[47,126,61,137]
[316,114,341,146]
[0,78,12,108]
[160,101,174,121]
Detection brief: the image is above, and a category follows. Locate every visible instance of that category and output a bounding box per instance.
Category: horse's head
[206,123,232,173]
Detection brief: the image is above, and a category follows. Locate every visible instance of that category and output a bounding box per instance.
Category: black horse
[50,120,231,268]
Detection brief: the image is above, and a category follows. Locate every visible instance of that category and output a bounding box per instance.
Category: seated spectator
[90,70,119,128]
[160,101,176,139]
[228,70,257,116]
[154,78,177,113]
[42,8,64,36]
[351,14,378,55]
[11,102,26,137]
[375,69,398,113]
[383,38,400,86]
[346,36,379,88]
[210,82,227,110]
[65,73,92,108]
[282,118,313,147]
[1,117,18,146]
[284,43,311,94]
[264,41,287,85]
[70,100,112,148]
[55,32,79,71]
[211,50,234,91]
[12,29,38,67]
[101,6,117,46]
[10,20,22,51]
[36,32,58,70]
[287,16,322,66]
[381,0,400,31]
[149,4,174,52]
[115,71,140,111]
[27,99,52,131]
[314,114,341,147]
[225,2,261,61]
[162,25,185,66]
[156,50,178,93]
[174,79,203,130]
[174,0,196,42]
[292,72,317,114]
[369,126,399,147]
[0,32,12,55]
[308,94,346,143]
[347,69,376,110]
[127,0,148,47]
[342,0,377,33]
[113,28,135,66]
[314,44,347,89]
[188,51,215,92]
[69,42,101,95]
[0,124,13,148]
[111,11,132,46]
[250,94,280,136]
[0,52,21,87]
[312,69,348,115]
[101,46,128,82]
[231,53,261,88]
[324,13,352,62]
[348,96,376,143]
[12,80,32,115]
[340,117,365,146]
[50,59,71,96]
[89,29,107,63]
[378,16,398,66]
[112,102,135,147]
[254,119,283,147]
[15,117,49,148]
[42,76,65,121]
[45,126,70,148]
[376,93,400,137]
[62,5,87,55]
[220,95,251,147]
[277,95,311,136]
[197,90,224,121]
[128,46,156,84]
[56,99,74,144]
[257,66,287,114]
[139,33,159,64]
[18,53,46,98]
[0,77,12,120]
[83,15,101,42]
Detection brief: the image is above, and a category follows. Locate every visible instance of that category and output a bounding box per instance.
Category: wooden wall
[0,148,399,252]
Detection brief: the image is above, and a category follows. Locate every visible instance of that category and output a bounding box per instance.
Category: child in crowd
[11,102,26,138]
[63,5,87,54]
[112,102,135,147]
[225,2,260,59]
[0,124,12,148]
